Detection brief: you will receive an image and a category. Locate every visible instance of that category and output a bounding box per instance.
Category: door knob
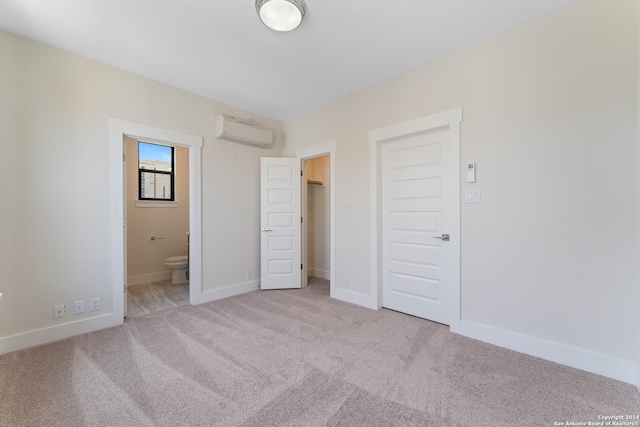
[433,234,450,241]
[261,228,272,233]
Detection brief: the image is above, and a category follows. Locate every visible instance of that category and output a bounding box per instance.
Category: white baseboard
[4,283,636,390]
[127,271,172,286]
[0,312,122,355]
[450,319,637,385]
[326,290,638,386]
[193,280,260,305]
[308,269,330,280]
[1,279,260,355]
[332,287,378,310]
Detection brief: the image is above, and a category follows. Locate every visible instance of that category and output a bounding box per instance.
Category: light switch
[465,190,481,204]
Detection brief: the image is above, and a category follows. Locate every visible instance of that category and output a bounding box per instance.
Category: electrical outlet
[90,297,101,312]
[344,276,350,288]
[53,305,65,318]
[246,269,252,279]
[74,300,85,315]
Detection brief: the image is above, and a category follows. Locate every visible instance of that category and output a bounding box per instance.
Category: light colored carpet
[1,278,638,426]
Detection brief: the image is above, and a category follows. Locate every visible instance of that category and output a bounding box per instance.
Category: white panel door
[381,129,452,324]
[260,157,302,290]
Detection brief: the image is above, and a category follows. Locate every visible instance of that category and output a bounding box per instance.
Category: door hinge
[123,153,126,161]
[123,283,127,293]
[300,170,303,177]
[301,217,303,223]
[301,264,303,270]
[123,219,127,227]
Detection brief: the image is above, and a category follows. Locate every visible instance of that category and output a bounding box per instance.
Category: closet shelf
[307,179,324,186]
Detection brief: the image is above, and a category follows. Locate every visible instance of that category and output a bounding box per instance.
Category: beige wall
[0,30,282,340]
[637,0,640,393]
[283,0,639,381]
[126,138,189,284]
[0,0,637,387]
[306,155,330,279]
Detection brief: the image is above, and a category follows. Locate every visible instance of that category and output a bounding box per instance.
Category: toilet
[164,255,189,284]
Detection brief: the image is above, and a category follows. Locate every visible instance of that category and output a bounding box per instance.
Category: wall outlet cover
[74,300,85,314]
[53,305,65,318]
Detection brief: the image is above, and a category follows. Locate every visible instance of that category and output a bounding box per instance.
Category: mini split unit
[215,115,273,148]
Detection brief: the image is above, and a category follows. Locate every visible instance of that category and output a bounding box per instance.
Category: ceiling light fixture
[256,0,306,32]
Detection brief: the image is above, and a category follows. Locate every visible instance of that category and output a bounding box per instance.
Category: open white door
[260,157,302,290]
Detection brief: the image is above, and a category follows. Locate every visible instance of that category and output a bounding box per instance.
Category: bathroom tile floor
[126,280,189,318]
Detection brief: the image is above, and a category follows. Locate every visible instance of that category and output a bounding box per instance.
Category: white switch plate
[465,190,481,203]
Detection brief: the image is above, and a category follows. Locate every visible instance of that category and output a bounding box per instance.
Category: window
[138,141,174,201]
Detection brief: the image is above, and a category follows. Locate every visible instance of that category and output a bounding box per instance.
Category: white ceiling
[0,0,580,121]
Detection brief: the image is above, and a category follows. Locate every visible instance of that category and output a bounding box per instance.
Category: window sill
[136,201,179,208]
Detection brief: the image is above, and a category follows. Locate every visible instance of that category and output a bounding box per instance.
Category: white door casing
[110,118,203,322]
[381,128,451,324]
[260,157,302,290]
[122,144,128,317]
[370,108,461,325]
[295,141,337,299]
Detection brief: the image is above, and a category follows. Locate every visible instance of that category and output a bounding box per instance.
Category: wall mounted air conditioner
[215,115,273,148]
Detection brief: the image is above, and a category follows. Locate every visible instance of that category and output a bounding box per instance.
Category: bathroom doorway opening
[109,118,203,322]
[124,138,190,317]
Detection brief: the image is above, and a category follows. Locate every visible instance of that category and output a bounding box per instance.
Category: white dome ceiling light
[256,0,306,32]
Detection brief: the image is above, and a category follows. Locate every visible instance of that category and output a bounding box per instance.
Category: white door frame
[369,108,462,325]
[109,119,204,321]
[295,141,336,298]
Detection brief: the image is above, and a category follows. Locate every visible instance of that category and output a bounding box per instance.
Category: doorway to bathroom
[109,118,203,323]
[125,138,190,317]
